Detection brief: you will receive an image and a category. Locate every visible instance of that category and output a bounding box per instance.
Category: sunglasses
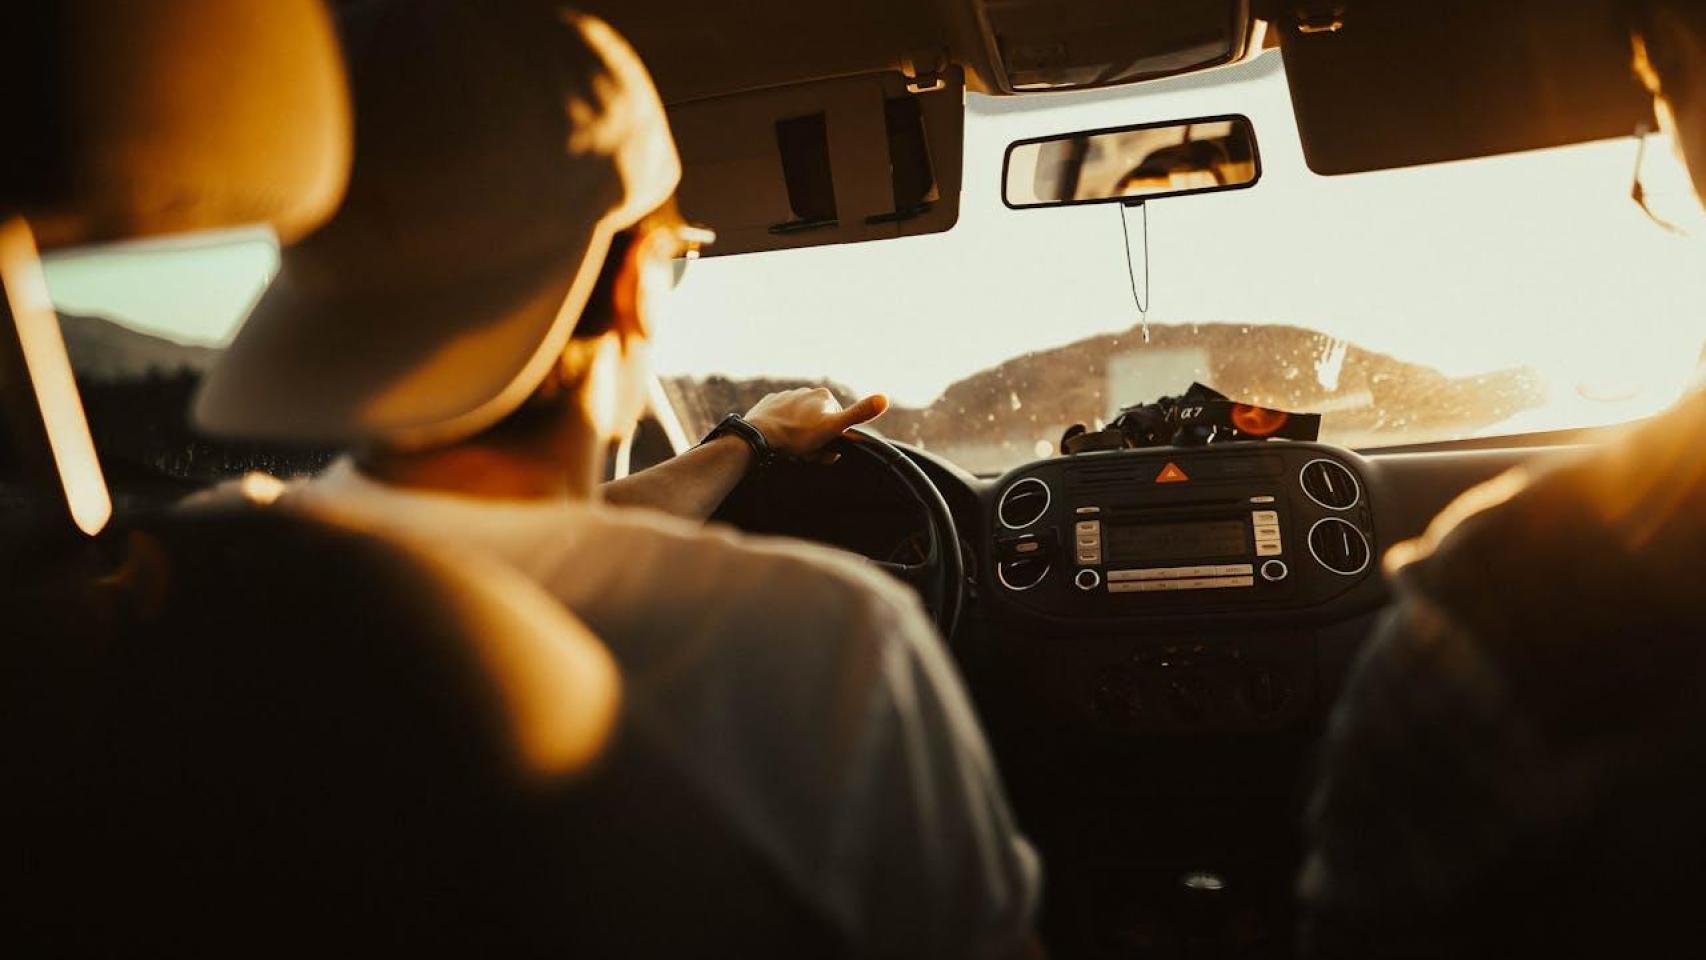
[662,222,715,289]
[607,217,715,289]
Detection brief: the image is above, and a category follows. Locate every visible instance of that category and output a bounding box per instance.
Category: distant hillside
[42,314,326,489]
[665,321,1546,471]
[41,314,1548,481]
[59,312,219,381]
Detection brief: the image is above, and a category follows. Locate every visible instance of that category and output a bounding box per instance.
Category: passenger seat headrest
[0,0,351,249]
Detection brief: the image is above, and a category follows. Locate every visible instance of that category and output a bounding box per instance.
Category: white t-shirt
[281,459,1039,958]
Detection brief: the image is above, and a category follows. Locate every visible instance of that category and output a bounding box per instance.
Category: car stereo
[989,445,1375,618]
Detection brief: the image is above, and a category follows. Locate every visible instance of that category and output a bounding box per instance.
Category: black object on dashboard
[1061,383,1321,455]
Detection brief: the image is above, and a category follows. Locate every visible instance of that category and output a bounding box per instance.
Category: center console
[989,444,1378,624]
[975,443,1387,958]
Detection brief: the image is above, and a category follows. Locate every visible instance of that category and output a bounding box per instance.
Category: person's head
[193,0,700,459]
[477,197,711,457]
[1629,1,1706,200]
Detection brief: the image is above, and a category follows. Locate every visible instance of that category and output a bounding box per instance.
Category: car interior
[5,0,1700,957]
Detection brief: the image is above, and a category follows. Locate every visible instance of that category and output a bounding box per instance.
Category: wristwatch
[702,413,776,470]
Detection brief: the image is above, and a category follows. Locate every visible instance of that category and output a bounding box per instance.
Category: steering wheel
[830,428,965,641]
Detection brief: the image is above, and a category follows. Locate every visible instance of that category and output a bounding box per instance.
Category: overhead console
[987,443,1381,625]
[971,0,1255,92]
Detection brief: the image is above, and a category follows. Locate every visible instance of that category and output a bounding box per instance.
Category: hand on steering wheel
[712,401,964,640]
[743,388,889,463]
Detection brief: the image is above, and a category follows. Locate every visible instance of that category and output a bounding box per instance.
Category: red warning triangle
[1155,462,1190,484]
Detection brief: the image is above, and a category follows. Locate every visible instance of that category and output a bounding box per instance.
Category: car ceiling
[339,1,1657,256]
[574,0,1259,102]
[575,0,959,104]
[577,0,1648,164]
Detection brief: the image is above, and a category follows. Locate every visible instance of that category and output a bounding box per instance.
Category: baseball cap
[194,0,681,449]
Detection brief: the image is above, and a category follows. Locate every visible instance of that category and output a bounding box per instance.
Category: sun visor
[669,67,964,256]
[1276,0,1653,175]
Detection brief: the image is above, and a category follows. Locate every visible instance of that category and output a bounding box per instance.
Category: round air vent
[1300,458,1361,510]
[1307,518,1371,576]
[997,559,1050,592]
[998,477,1051,529]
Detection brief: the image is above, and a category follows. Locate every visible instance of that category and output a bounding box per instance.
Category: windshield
[41,50,1706,480]
[658,50,1706,473]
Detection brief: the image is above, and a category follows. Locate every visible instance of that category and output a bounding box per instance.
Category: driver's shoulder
[586,502,930,645]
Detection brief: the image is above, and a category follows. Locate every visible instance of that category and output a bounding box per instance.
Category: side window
[40,230,331,500]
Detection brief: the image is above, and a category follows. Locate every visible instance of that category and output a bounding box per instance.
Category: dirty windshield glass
[40,51,1706,480]
[656,51,1706,473]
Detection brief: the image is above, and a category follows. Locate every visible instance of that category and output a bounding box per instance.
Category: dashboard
[716,434,1554,958]
[719,438,1406,744]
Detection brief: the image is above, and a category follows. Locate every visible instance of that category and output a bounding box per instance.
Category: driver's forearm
[600,435,752,521]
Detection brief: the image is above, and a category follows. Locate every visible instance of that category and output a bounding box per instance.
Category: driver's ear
[608,228,661,346]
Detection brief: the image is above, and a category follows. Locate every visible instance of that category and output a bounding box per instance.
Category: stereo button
[1076,521,1101,535]
[1253,524,1282,542]
[1252,510,1280,525]
[1075,569,1101,591]
[1174,576,1255,591]
[1256,541,1283,557]
[1109,564,1258,582]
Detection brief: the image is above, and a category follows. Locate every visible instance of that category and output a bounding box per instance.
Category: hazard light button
[1155,462,1190,484]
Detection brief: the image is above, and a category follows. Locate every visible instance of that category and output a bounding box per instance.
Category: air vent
[1066,462,1146,493]
[1300,459,1360,510]
[998,477,1052,529]
[1307,518,1371,576]
[997,559,1050,592]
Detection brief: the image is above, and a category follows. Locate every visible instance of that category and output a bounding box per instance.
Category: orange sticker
[1156,462,1190,484]
[1232,404,1290,437]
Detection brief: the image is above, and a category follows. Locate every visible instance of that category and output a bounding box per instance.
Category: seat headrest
[0,0,351,249]
[1,504,623,952]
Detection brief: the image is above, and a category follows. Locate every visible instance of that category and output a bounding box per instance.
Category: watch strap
[702,413,775,469]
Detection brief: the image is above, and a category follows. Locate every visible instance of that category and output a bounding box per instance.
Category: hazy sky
[45,50,1706,423]
[654,51,1706,413]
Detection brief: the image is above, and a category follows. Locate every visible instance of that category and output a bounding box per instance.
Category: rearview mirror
[1003,115,1261,209]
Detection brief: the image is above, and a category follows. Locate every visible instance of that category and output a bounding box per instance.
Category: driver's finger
[830,393,889,434]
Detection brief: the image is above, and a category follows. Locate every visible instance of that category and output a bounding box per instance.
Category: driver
[190,2,1039,957]
[1301,2,1706,956]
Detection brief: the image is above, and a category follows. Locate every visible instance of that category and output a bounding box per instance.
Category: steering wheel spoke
[826,429,964,641]
[873,559,933,590]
